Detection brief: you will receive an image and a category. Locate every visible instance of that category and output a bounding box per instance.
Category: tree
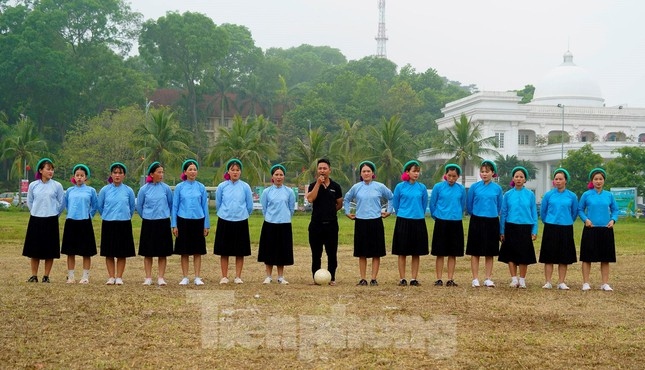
[206,115,278,186]
[131,108,195,174]
[427,114,499,185]
[560,144,603,197]
[1,118,48,181]
[330,119,368,184]
[139,11,229,128]
[514,84,536,104]
[605,146,645,197]
[366,116,416,188]
[495,155,539,192]
[286,127,331,187]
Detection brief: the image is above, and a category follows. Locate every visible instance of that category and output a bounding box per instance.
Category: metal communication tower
[375,0,387,58]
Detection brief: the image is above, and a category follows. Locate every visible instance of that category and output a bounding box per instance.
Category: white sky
[127,0,645,107]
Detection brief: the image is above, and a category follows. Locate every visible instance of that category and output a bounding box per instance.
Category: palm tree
[330,119,368,184]
[206,115,278,185]
[1,118,48,181]
[495,154,538,191]
[367,115,416,188]
[286,127,331,186]
[428,113,499,186]
[132,108,195,174]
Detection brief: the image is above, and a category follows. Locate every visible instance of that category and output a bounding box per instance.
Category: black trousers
[308,221,339,280]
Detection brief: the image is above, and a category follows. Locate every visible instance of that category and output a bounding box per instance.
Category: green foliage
[1,117,48,180]
[366,116,416,188]
[286,128,331,187]
[514,84,535,104]
[560,144,604,197]
[495,155,539,192]
[605,146,645,197]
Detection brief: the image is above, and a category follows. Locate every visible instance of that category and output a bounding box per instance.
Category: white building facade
[421,51,645,199]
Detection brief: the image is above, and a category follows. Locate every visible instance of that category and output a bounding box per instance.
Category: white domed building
[421,50,645,199]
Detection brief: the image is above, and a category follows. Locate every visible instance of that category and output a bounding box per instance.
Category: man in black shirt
[307,158,343,285]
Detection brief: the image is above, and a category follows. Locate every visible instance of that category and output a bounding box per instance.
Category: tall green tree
[428,114,499,185]
[495,154,539,192]
[131,108,195,175]
[604,147,645,197]
[1,118,48,181]
[560,144,604,197]
[366,115,416,188]
[287,127,330,187]
[206,115,278,186]
[330,119,368,184]
[139,11,229,128]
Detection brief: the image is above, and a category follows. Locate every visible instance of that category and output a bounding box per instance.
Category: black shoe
[42,276,50,283]
[398,279,407,286]
[409,279,420,286]
[369,279,378,286]
[446,279,458,287]
[27,275,38,283]
[357,279,368,286]
[434,279,443,286]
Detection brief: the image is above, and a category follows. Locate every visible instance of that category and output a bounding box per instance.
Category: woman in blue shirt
[391,160,428,286]
[499,166,538,289]
[137,162,173,286]
[539,168,578,290]
[466,160,503,288]
[61,164,98,284]
[172,159,210,286]
[429,164,466,287]
[578,168,619,291]
[258,164,296,285]
[214,158,253,284]
[23,158,65,283]
[97,162,136,285]
[344,161,393,286]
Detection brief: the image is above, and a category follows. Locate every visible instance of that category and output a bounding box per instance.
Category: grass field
[0,210,643,369]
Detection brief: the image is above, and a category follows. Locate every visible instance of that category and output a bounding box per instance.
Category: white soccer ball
[314,269,332,285]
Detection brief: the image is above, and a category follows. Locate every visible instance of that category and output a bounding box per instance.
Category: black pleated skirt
[498,223,536,265]
[138,218,173,257]
[392,217,429,256]
[258,221,294,266]
[580,227,616,263]
[23,215,60,259]
[466,215,500,257]
[353,218,386,258]
[61,218,97,257]
[214,218,251,257]
[99,220,135,258]
[431,219,464,257]
[174,217,207,255]
[538,223,577,264]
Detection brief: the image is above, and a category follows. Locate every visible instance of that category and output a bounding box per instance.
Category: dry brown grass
[1,213,643,369]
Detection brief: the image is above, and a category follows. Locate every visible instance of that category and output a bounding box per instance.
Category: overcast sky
[127,0,645,108]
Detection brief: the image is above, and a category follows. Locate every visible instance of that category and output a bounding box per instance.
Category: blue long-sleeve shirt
[215,179,253,221]
[466,180,503,218]
[97,183,135,221]
[171,180,210,228]
[540,188,578,225]
[391,181,427,219]
[429,181,466,221]
[136,182,173,220]
[261,185,295,224]
[578,189,619,226]
[500,187,538,235]
[27,179,65,217]
[64,184,98,220]
[344,181,393,219]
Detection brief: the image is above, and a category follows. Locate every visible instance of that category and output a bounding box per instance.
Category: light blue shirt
[467,180,503,218]
[344,181,393,219]
[500,187,538,235]
[27,179,65,217]
[215,179,253,221]
[136,182,173,220]
[64,184,98,220]
[97,183,135,221]
[261,185,295,224]
[391,181,427,219]
[429,180,466,221]
[171,180,210,228]
[540,188,578,225]
[578,189,619,226]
